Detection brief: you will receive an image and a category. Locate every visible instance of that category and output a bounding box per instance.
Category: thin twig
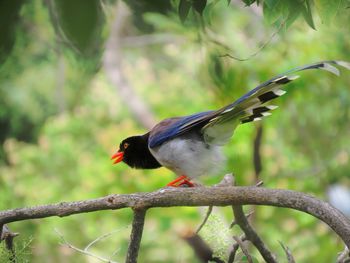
[279,241,295,263]
[337,246,350,263]
[196,174,235,233]
[55,229,118,263]
[125,209,147,263]
[255,180,264,187]
[233,235,253,263]
[85,229,123,252]
[218,20,286,61]
[228,235,246,263]
[232,205,277,263]
[196,206,213,234]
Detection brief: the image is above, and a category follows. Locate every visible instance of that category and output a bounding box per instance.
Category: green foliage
[50,0,104,57]
[0,237,32,263]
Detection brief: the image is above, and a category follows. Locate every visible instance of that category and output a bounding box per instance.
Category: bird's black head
[111,134,161,169]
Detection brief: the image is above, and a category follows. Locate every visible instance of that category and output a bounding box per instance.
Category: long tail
[209,60,350,125]
[201,60,350,145]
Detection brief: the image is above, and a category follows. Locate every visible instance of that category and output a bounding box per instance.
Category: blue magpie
[111,61,350,187]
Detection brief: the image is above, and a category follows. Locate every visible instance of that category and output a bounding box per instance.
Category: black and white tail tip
[240,60,350,124]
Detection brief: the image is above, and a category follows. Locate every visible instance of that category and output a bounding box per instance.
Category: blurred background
[0,0,350,262]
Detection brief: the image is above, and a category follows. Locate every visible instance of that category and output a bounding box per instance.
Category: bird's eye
[123,143,129,149]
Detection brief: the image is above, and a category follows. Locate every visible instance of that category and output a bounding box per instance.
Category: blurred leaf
[263,0,283,25]
[284,0,303,28]
[193,0,207,15]
[125,0,172,32]
[264,0,280,8]
[242,0,256,6]
[302,0,316,29]
[314,0,344,23]
[179,0,192,23]
[50,0,104,56]
[0,0,24,65]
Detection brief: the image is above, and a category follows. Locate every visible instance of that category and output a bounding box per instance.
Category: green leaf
[192,0,207,15]
[0,0,24,64]
[178,0,192,23]
[284,0,303,28]
[302,0,316,29]
[51,0,104,56]
[242,0,256,6]
[264,0,280,8]
[314,0,343,23]
[263,0,283,24]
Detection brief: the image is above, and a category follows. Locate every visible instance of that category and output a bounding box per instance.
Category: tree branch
[232,205,277,263]
[1,186,350,248]
[228,235,246,263]
[126,208,147,263]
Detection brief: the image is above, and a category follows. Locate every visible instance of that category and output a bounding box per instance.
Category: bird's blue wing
[148,110,215,148]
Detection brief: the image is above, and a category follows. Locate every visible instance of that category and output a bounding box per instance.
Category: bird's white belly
[149,137,225,178]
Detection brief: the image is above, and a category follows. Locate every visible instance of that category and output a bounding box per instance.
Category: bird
[111,60,350,187]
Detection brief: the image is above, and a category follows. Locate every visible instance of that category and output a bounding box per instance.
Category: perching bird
[111,61,350,187]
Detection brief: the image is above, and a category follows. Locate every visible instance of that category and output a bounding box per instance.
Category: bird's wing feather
[149,60,350,148]
[148,111,214,148]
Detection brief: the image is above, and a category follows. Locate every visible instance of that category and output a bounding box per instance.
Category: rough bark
[1,186,350,247]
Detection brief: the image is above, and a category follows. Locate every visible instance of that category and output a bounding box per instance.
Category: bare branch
[126,209,147,263]
[196,206,213,234]
[228,235,246,263]
[279,241,295,263]
[232,205,277,263]
[233,235,253,263]
[1,186,350,247]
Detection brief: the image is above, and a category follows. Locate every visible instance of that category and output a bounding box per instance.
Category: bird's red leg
[166,175,194,187]
[166,175,187,187]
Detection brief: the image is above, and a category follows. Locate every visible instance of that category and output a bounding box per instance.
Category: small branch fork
[1,174,350,262]
[55,229,120,263]
[232,205,277,263]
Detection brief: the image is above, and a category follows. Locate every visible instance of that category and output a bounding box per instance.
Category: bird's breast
[149,135,225,178]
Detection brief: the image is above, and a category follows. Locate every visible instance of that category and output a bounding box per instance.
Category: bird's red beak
[111,150,124,164]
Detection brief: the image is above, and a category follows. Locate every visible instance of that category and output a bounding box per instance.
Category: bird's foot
[178,179,194,187]
[166,175,194,187]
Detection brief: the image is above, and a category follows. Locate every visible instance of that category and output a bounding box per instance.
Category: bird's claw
[166,175,194,187]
